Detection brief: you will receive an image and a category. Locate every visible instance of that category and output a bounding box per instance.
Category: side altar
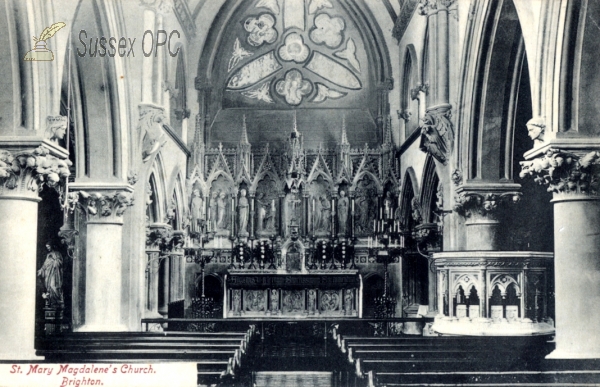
[224,271,362,318]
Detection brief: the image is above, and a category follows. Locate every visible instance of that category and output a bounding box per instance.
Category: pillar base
[75,324,129,332]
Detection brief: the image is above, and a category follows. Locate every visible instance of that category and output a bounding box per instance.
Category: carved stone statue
[344,289,353,315]
[526,117,545,147]
[337,190,349,234]
[45,116,67,144]
[209,191,219,231]
[384,191,394,219]
[190,189,204,234]
[217,191,228,230]
[257,192,275,233]
[238,189,249,236]
[270,289,279,313]
[38,243,64,308]
[308,289,316,314]
[319,196,331,232]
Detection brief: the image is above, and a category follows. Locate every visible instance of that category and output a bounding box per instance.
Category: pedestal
[465,218,499,250]
[0,198,43,359]
[547,196,600,358]
[77,222,127,331]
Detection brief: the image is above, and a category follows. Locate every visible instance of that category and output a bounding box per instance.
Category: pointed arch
[399,167,420,229]
[420,155,440,224]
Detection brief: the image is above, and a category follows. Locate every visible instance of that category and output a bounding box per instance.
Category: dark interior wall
[499,57,554,252]
[575,0,600,136]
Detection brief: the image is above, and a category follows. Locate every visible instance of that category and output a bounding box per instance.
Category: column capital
[418,0,456,16]
[69,184,135,224]
[0,143,71,200]
[146,222,173,250]
[453,183,521,220]
[520,148,600,200]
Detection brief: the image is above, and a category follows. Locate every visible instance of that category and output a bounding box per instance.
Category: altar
[224,271,362,318]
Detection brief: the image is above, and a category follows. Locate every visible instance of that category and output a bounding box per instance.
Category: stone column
[145,224,171,318]
[0,142,69,359]
[521,148,600,358]
[453,185,521,250]
[71,185,134,331]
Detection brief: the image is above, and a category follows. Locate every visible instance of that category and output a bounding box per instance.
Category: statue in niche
[190,189,204,235]
[354,177,377,235]
[318,196,331,232]
[344,289,353,315]
[270,289,279,313]
[288,192,302,224]
[209,191,219,231]
[238,189,249,236]
[337,190,349,235]
[38,242,64,308]
[308,289,316,314]
[384,191,394,219]
[216,191,228,230]
[257,192,275,233]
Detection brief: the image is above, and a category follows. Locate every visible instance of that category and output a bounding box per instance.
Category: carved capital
[410,84,429,100]
[419,106,453,165]
[520,149,600,197]
[0,146,71,198]
[146,223,173,250]
[74,189,135,223]
[418,0,457,16]
[453,191,521,220]
[45,116,68,145]
[413,223,441,251]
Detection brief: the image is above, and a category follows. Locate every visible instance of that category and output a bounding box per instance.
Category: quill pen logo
[24,22,66,61]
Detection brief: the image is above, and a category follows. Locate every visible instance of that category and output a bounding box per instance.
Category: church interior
[2,0,600,385]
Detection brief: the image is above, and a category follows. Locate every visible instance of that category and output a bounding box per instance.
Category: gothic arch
[67,0,131,180]
[399,167,420,229]
[148,153,168,224]
[456,0,532,181]
[419,155,440,224]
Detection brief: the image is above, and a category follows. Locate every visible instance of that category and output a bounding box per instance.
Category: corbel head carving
[526,117,546,146]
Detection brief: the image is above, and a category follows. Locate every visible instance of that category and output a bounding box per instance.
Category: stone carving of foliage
[310,13,345,48]
[244,14,278,47]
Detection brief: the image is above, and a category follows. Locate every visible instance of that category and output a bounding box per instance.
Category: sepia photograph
[0,0,599,386]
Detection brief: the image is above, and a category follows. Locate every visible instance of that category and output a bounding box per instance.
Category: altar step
[253,371,332,387]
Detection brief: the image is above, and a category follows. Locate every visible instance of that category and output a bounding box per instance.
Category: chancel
[1,0,600,386]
